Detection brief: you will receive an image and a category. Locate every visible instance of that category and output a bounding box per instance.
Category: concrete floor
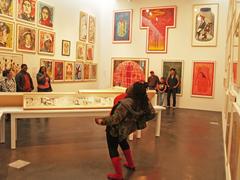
[0,109,226,180]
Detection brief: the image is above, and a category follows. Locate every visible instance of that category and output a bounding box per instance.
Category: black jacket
[15,70,34,92]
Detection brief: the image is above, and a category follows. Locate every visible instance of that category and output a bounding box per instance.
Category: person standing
[1,69,16,92]
[36,66,52,92]
[147,71,160,90]
[166,68,179,108]
[156,77,167,106]
[15,64,34,92]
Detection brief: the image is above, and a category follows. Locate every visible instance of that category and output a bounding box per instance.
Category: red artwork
[233,63,237,84]
[192,61,215,97]
[140,6,176,53]
[54,61,64,81]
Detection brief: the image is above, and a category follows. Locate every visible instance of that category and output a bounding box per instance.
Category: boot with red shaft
[123,149,135,170]
[107,157,123,180]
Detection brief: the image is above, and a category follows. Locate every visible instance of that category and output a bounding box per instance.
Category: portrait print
[84,63,90,80]
[79,11,88,41]
[0,20,14,50]
[76,41,86,61]
[86,44,94,61]
[64,61,74,81]
[38,1,54,28]
[88,15,95,43]
[16,24,36,53]
[17,0,36,23]
[40,58,53,80]
[62,40,70,56]
[39,30,55,55]
[54,61,64,82]
[0,0,13,18]
[74,61,84,81]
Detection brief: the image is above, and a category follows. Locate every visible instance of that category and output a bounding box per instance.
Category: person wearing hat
[166,68,179,108]
[41,34,52,52]
[147,70,160,90]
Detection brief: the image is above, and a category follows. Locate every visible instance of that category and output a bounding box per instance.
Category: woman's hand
[95,118,104,125]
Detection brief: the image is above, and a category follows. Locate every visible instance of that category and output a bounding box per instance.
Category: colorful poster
[64,61,74,81]
[86,44,94,61]
[90,63,97,80]
[113,10,132,43]
[40,59,53,80]
[54,61,64,81]
[74,61,84,81]
[88,15,95,43]
[0,0,14,18]
[37,1,54,28]
[140,6,176,53]
[79,11,88,41]
[192,61,215,97]
[17,0,36,23]
[84,63,90,80]
[112,58,148,88]
[76,41,86,61]
[62,40,70,56]
[38,30,55,55]
[0,19,14,50]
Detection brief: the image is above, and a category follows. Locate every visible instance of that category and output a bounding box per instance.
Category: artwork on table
[64,61,74,81]
[84,63,90,80]
[37,1,54,28]
[88,15,95,43]
[162,60,184,95]
[62,40,70,56]
[76,41,86,61]
[89,63,97,80]
[40,58,53,80]
[191,61,215,98]
[38,29,55,55]
[86,44,94,61]
[53,61,64,82]
[140,6,176,53]
[233,62,237,84]
[111,57,148,88]
[113,9,132,43]
[74,61,84,81]
[16,24,36,53]
[0,0,14,18]
[0,52,22,79]
[192,4,219,47]
[0,19,14,50]
[79,11,88,42]
[17,0,36,23]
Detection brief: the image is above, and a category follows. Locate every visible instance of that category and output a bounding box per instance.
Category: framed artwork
[84,63,90,80]
[38,29,55,55]
[0,52,22,79]
[62,40,70,56]
[74,61,84,81]
[0,0,14,18]
[113,9,132,43]
[89,63,97,80]
[37,1,54,28]
[79,11,88,41]
[76,41,86,61]
[0,19,14,51]
[17,0,36,23]
[162,60,184,95]
[64,61,74,81]
[40,58,53,80]
[86,44,94,61]
[192,4,219,47]
[53,60,64,82]
[233,62,238,85]
[191,61,215,98]
[16,24,36,53]
[111,57,149,88]
[140,6,176,53]
[88,15,96,43]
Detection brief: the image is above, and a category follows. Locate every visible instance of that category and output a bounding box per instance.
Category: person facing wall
[166,68,179,108]
[147,70,160,90]
[36,66,52,92]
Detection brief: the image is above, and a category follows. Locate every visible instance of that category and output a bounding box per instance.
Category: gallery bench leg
[155,111,161,137]
[11,115,16,150]
[0,115,5,143]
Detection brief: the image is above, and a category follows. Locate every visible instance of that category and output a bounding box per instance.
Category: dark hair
[38,66,45,73]
[21,64,27,69]
[2,68,11,77]
[170,68,176,71]
[41,6,51,16]
[0,22,10,34]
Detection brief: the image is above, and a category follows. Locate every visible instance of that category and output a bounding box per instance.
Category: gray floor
[0,108,226,180]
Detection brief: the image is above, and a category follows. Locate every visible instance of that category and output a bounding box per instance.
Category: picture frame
[62,40,70,56]
[192,3,219,47]
[88,15,96,44]
[38,29,55,55]
[0,0,14,19]
[74,61,84,81]
[37,1,54,28]
[16,23,36,53]
[79,11,88,42]
[89,63,97,81]
[191,61,215,98]
[53,60,64,82]
[140,6,176,53]
[111,57,149,88]
[40,58,53,80]
[76,41,86,61]
[86,43,94,61]
[17,0,36,24]
[0,19,14,51]
[64,61,74,81]
[83,63,90,80]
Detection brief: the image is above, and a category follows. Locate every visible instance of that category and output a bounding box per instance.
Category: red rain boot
[107,157,123,180]
[123,149,135,170]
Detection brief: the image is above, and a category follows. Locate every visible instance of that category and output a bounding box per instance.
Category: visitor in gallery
[156,77,167,106]
[0,21,10,47]
[147,70,160,90]
[166,68,179,108]
[36,66,52,92]
[39,6,53,27]
[0,69,16,92]
[19,0,34,21]
[95,81,156,180]
[15,64,34,92]
[0,0,12,16]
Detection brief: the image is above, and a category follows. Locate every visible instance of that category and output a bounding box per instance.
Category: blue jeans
[157,92,165,106]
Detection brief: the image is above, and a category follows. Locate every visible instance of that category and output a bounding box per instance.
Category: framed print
[111,57,149,88]
[191,61,215,98]
[140,6,176,53]
[16,24,36,53]
[84,63,90,80]
[38,29,55,55]
[86,43,94,61]
[40,58,53,80]
[89,63,97,80]
[64,61,74,81]
[192,4,219,47]
[0,19,14,51]
[74,61,84,81]
[37,1,54,28]
[162,60,184,95]
[233,62,238,85]
[0,52,22,79]
[88,15,95,43]
[79,11,88,41]
[0,0,14,18]
[62,40,70,56]
[76,41,86,61]
[17,0,36,23]
[113,9,132,43]
[53,60,64,82]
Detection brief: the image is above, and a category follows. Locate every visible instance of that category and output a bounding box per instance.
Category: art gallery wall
[97,0,228,111]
